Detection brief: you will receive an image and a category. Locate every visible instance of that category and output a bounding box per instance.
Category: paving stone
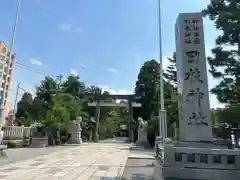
[30,162,43,166]
[60,167,87,180]
[0,167,18,172]
[0,175,7,178]
[98,165,110,171]
[45,168,62,174]
[74,167,98,180]
[102,167,120,180]
[0,142,130,179]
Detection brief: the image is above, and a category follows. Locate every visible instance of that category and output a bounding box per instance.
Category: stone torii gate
[87,94,141,142]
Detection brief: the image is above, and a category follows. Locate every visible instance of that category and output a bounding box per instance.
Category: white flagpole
[157,0,167,142]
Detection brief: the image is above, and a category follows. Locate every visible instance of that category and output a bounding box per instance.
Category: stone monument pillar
[175,12,212,142]
[161,12,240,180]
[71,116,83,144]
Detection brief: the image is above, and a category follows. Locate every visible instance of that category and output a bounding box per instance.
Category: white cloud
[70,69,78,76]
[57,23,73,31]
[57,23,82,33]
[79,63,90,68]
[98,85,133,103]
[99,85,133,95]
[30,58,42,66]
[35,0,52,11]
[162,55,172,70]
[72,27,82,33]
[106,67,119,74]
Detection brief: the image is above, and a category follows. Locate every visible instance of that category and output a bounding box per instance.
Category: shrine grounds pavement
[0,139,165,180]
[0,142,130,179]
[0,146,74,166]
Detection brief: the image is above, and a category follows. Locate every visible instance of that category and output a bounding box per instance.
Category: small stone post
[71,116,83,144]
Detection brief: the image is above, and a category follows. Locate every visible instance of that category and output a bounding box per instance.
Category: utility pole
[13,82,20,115]
[95,100,100,142]
[0,0,22,125]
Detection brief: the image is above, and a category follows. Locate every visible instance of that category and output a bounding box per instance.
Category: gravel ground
[0,145,75,165]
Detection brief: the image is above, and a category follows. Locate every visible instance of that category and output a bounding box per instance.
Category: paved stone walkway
[0,143,130,180]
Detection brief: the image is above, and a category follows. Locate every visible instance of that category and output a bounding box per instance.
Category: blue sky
[0,0,223,109]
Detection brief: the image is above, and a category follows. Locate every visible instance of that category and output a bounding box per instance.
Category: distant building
[0,41,16,124]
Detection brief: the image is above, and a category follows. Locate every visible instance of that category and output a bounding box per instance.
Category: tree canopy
[203,0,240,104]
[202,0,240,127]
[15,75,125,140]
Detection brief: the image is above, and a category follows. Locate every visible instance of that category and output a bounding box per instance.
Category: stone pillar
[175,13,212,142]
[89,129,93,141]
[71,117,83,144]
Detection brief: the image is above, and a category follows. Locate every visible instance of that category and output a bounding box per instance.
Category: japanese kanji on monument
[175,12,212,142]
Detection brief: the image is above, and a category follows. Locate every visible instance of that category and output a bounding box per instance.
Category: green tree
[99,110,122,139]
[35,76,59,117]
[15,92,33,126]
[62,75,86,98]
[30,97,45,121]
[52,92,83,120]
[215,104,240,127]
[203,0,240,104]
[164,52,177,86]
[43,104,71,137]
[134,59,179,139]
[15,73,126,141]
[134,60,160,120]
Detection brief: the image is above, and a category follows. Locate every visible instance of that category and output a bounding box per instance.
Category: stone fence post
[70,116,83,144]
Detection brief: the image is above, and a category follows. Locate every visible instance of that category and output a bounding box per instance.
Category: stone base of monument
[162,142,240,180]
[71,138,83,144]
